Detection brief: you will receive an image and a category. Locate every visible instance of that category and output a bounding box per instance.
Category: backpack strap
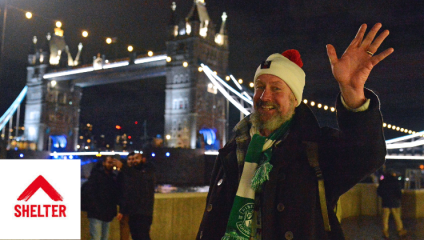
[303,141,331,232]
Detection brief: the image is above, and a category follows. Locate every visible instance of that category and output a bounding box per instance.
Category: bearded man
[196,23,392,240]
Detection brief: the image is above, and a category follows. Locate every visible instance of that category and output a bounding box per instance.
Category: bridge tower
[164,1,229,149]
[24,34,82,151]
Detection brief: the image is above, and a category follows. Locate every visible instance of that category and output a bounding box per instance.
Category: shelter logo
[0,160,80,239]
[14,175,67,218]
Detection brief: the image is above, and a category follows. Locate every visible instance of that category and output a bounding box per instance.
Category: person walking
[377,170,408,239]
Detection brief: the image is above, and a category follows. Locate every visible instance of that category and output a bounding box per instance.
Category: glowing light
[127,45,134,52]
[310,101,315,107]
[409,130,412,134]
[229,75,242,90]
[303,99,308,104]
[396,127,400,131]
[249,82,254,88]
[96,153,102,157]
[19,153,24,158]
[82,31,88,38]
[183,62,188,67]
[387,124,392,128]
[128,136,132,139]
[324,105,328,110]
[383,123,387,127]
[165,134,171,140]
[148,51,153,57]
[151,152,156,157]
[225,76,230,81]
[198,67,203,72]
[77,145,80,149]
[135,121,138,124]
[56,21,62,28]
[116,125,121,130]
[238,79,243,84]
[166,152,170,157]
[317,103,322,108]
[208,83,213,88]
[106,37,112,44]
[330,107,335,112]
[166,56,172,62]
[25,12,32,19]
[87,139,91,143]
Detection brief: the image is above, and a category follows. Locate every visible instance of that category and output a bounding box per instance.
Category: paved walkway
[342,216,424,240]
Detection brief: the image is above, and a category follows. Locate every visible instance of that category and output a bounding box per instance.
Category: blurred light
[238,79,243,84]
[317,103,322,108]
[387,124,392,128]
[87,139,91,143]
[396,127,400,131]
[310,101,315,106]
[249,82,254,88]
[56,21,62,28]
[128,136,132,139]
[19,153,24,158]
[148,51,153,57]
[409,130,412,134]
[213,71,217,75]
[420,165,424,170]
[106,37,112,44]
[383,123,387,127]
[127,45,134,52]
[303,99,308,104]
[77,145,80,149]
[151,152,156,157]
[113,166,117,170]
[96,153,102,157]
[166,56,172,62]
[225,76,230,81]
[135,121,138,124]
[400,128,404,132]
[165,134,171,140]
[183,62,188,67]
[82,31,88,38]
[330,107,335,112]
[324,105,328,110]
[25,12,32,19]
[116,125,121,130]
[51,80,57,87]
[165,152,170,157]
[79,136,83,139]
[398,177,402,180]
[85,146,89,149]
[198,67,203,72]
[69,155,73,159]
[392,125,396,130]
[406,178,410,181]
[208,83,213,88]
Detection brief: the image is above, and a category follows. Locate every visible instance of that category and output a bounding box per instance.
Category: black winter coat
[118,162,156,216]
[196,90,386,240]
[83,163,119,222]
[377,175,402,208]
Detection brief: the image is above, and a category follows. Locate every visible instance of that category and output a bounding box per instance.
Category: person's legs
[120,214,131,240]
[391,208,407,236]
[382,208,390,238]
[100,220,110,240]
[128,214,153,240]
[89,218,102,240]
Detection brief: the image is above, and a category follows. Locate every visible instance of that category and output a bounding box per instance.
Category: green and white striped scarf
[222,119,292,240]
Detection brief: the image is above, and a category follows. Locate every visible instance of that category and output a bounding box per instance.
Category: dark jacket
[377,174,402,208]
[196,90,386,240]
[82,163,119,222]
[119,161,156,216]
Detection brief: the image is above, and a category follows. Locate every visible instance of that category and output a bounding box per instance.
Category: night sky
[1,0,423,145]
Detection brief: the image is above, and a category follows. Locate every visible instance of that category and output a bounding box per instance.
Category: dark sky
[1,0,423,144]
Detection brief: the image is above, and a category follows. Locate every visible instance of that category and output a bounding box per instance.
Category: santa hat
[253,49,305,107]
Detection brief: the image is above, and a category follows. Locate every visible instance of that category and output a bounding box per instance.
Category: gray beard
[250,100,295,133]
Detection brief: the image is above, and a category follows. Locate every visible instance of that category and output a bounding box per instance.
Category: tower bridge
[2,1,230,153]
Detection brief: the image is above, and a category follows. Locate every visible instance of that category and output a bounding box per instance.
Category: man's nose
[260,89,272,101]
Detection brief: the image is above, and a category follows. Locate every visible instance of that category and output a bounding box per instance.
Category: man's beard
[250,96,296,133]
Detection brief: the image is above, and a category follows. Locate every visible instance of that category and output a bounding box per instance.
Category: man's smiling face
[251,74,297,133]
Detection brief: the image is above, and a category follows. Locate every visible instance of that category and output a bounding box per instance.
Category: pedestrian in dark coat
[197,23,392,240]
[115,153,156,240]
[377,171,407,238]
[82,156,119,240]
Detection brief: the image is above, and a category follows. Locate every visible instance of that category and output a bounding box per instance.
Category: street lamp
[127,45,134,52]
[25,12,32,19]
[82,31,88,38]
